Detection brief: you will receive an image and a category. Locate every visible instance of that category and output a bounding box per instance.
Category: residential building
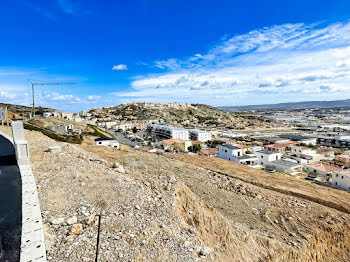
[316,148,335,160]
[200,148,218,157]
[270,159,303,175]
[334,152,350,168]
[113,124,132,131]
[95,138,119,148]
[285,146,322,164]
[48,124,73,134]
[189,130,212,142]
[304,163,341,181]
[255,150,281,166]
[147,124,190,140]
[61,112,74,121]
[264,142,298,153]
[332,171,350,192]
[161,138,192,152]
[232,155,260,168]
[217,145,243,161]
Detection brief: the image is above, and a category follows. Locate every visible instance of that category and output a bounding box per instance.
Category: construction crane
[29,81,76,119]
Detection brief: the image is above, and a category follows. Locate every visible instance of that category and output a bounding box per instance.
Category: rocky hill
[90,102,238,128]
[0,103,54,120]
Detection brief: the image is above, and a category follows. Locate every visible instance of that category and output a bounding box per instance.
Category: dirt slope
[1,125,350,261]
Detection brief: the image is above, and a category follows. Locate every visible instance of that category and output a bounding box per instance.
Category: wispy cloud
[112,64,128,71]
[57,0,92,15]
[23,0,56,21]
[115,20,350,105]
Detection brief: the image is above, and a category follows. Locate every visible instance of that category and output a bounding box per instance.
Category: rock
[290,233,296,237]
[112,163,125,174]
[67,216,78,225]
[240,189,247,195]
[51,217,65,225]
[199,246,211,257]
[65,235,75,242]
[71,224,83,235]
[184,241,191,248]
[48,146,61,153]
[135,205,141,210]
[83,214,95,225]
[43,224,56,251]
[274,220,279,224]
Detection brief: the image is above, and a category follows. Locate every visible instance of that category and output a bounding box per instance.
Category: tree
[189,144,201,153]
[132,126,138,134]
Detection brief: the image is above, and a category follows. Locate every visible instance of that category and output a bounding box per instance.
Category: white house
[217,145,243,161]
[189,130,212,142]
[147,124,190,140]
[232,155,260,167]
[95,137,119,148]
[113,124,133,131]
[271,159,303,175]
[285,146,322,164]
[61,112,74,121]
[332,170,350,192]
[304,163,341,180]
[255,150,281,166]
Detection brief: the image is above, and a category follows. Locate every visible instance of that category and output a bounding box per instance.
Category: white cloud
[115,20,350,106]
[112,64,128,71]
[88,95,101,101]
[0,91,17,99]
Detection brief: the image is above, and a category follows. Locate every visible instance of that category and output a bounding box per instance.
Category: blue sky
[1,0,350,112]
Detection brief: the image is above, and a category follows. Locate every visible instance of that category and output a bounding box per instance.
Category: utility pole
[29,81,76,119]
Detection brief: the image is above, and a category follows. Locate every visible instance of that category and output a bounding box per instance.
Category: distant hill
[0,103,55,119]
[90,102,235,126]
[218,99,350,111]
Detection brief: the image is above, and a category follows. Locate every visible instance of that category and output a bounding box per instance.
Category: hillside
[1,125,350,261]
[90,102,236,126]
[0,102,55,120]
[219,99,350,111]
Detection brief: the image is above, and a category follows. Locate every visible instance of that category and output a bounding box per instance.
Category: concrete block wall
[10,122,47,262]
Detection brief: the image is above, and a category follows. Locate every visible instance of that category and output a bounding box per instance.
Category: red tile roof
[305,163,341,172]
[201,148,218,156]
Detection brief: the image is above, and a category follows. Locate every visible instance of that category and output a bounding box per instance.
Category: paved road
[108,130,144,147]
[0,136,21,262]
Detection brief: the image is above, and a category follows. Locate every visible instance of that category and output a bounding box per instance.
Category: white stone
[48,146,62,153]
[51,217,65,225]
[199,246,211,257]
[67,216,78,225]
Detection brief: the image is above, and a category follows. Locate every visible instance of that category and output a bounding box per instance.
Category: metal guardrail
[0,122,47,262]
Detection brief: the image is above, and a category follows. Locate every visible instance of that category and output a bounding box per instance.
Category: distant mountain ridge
[218,99,350,110]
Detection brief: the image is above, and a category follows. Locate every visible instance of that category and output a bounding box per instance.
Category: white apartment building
[286,146,322,164]
[217,145,243,161]
[332,170,350,192]
[147,124,189,140]
[255,150,281,166]
[189,130,212,142]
